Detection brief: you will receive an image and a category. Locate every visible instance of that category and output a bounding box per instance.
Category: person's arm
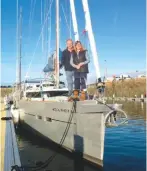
[79,51,90,66]
[70,54,79,69]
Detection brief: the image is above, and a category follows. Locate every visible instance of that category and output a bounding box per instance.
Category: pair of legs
[74,72,87,91]
[65,71,74,96]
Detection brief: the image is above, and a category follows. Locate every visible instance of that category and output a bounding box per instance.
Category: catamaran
[12,0,127,167]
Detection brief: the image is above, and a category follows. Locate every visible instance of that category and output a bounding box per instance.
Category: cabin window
[48,91,68,97]
[26,92,41,98]
[26,86,33,90]
[60,81,65,85]
[49,84,54,86]
[43,84,55,87]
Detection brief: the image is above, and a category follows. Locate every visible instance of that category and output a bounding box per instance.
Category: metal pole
[56,0,59,88]
[105,60,107,79]
[19,7,22,91]
[69,0,79,41]
[16,0,18,91]
[41,0,43,52]
[81,0,101,79]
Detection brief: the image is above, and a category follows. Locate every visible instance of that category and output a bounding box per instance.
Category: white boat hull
[18,99,111,166]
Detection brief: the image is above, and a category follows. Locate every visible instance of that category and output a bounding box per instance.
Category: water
[16,101,146,171]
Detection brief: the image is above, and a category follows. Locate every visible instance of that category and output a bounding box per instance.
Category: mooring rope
[11,100,76,171]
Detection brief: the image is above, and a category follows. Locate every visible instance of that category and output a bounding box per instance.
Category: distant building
[119,74,131,80]
[106,77,114,82]
[137,74,146,78]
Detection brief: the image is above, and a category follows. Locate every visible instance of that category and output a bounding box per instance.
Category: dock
[1,102,21,171]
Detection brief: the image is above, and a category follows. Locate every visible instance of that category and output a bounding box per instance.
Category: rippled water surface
[16,101,146,171]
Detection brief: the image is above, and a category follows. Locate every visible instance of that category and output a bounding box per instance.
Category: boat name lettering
[52,108,72,113]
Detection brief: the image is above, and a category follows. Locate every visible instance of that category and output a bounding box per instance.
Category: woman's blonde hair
[74,41,85,52]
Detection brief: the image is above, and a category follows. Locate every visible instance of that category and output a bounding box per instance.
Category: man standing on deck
[60,39,75,96]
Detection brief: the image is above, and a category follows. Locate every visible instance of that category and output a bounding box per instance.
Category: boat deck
[1,103,21,171]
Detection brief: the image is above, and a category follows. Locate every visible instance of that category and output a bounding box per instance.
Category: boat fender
[1,117,12,120]
[80,90,87,101]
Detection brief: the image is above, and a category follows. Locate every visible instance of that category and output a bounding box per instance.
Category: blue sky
[1,0,146,85]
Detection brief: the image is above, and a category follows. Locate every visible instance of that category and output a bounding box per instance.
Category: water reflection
[108,100,146,119]
[17,129,103,171]
[16,101,146,171]
[141,102,144,111]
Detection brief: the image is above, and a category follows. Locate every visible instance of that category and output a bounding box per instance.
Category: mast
[18,7,22,91]
[16,3,22,91]
[69,0,79,41]
[48,0,51,56]
[55,0,59,88]
[41,0,43,52]
[81,0,100,79]
[16,0,18,90]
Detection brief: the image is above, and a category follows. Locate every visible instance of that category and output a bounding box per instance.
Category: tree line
[0,85,12,88]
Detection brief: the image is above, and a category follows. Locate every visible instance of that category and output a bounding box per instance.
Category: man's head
[66,39,73,50]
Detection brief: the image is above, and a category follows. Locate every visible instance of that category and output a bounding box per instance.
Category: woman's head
[74,41,84,51]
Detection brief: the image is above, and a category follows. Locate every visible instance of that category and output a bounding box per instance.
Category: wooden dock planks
[1,103,6,171]
[0,103,21,171]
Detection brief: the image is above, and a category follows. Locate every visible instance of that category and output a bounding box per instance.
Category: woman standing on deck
[70,41,90,91]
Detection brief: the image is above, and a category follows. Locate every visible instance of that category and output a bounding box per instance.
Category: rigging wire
[61,3,71,38]
[22,0,36,80]
[48,0,52,58]
[29,0,36,38]
[16,0,19,85]
[45,0,49,64]
[41,0,43,52]
[25,0,54,78]
[43,0,47,65]
[28,0,33,38]
[65,0,72,38]
[69,1,72,38]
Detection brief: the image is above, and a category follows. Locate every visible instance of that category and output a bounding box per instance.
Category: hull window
[46,117,52,122]
[36,115,42,120]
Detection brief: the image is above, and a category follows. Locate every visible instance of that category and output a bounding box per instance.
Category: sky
[1,0,146,85]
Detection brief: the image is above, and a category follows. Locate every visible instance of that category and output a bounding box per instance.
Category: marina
[1,0,146,170]
[10,0,129,168]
